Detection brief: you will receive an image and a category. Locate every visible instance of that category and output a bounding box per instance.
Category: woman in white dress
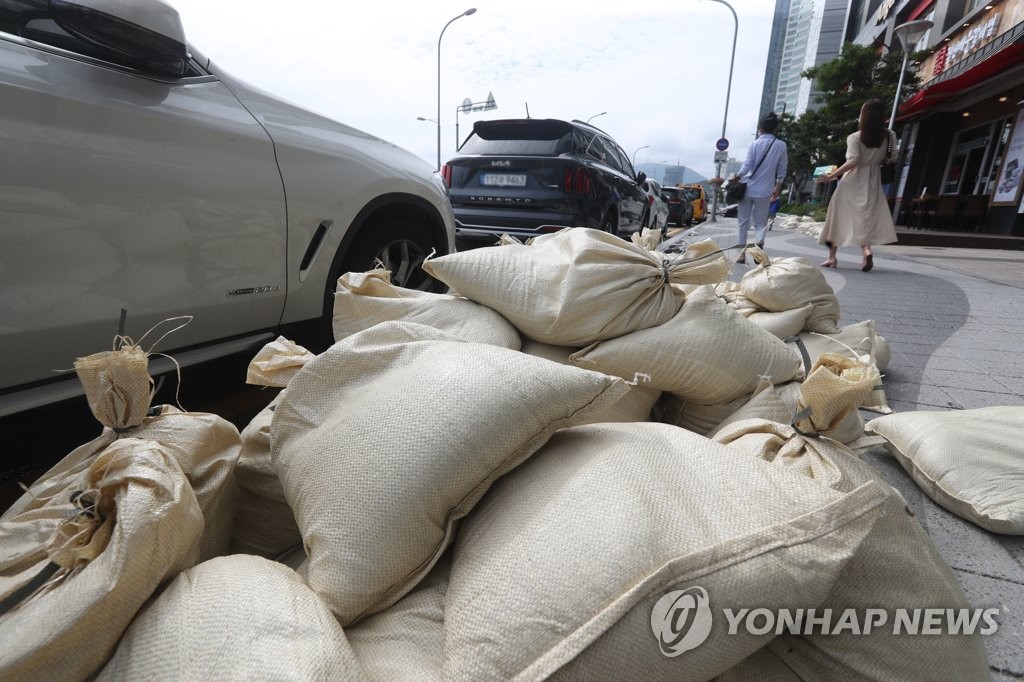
[816,98,898,272]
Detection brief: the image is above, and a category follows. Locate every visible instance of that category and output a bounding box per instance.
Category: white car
[0,0,457,416]
[641,179,670,232]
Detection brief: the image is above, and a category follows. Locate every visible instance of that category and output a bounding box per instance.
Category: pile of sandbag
[1,227,996,679]
[0,337,241,680]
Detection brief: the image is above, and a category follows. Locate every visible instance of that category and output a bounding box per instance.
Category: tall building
[762,0,854,117]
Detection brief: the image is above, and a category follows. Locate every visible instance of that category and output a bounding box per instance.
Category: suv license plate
[480,173,526,187]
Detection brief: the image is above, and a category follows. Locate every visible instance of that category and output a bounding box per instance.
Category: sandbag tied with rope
[630,226,664,251]
[740,249,841,334]
[0,438,203,681]
[659,237,733,286]
[421,227,689,347]
[5,315,242,562]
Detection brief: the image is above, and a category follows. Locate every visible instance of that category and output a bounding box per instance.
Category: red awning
[896,38,1024,121]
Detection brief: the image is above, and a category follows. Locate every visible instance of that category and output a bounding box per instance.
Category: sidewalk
[665,217,1024,680]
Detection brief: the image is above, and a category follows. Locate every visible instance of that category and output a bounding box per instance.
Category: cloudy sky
[166,0,776,178]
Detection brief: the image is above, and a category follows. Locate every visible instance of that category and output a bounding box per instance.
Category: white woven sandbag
[246,336,316,387]
[715,422,989,679]
[4,405,240,562]
[631,227,663,251]
[271,321,631,625]
[0,439,203,681]
[347,554,450,682]
[867,407,1024,534]
[746,304,814,339]
[332,269,521,348]
[796,319,890,371]
[711,379,865,445]
[740,252,840,334]
[659,386,759,436]
[520,337,661,422]
[73,342,153,430]
[714,647,803,681]
[715,280,764,316]
[571,286,803,403]
[97,555,365,681]
[444,422,886,680]
[230,393,302,557]
[420,228,730,346]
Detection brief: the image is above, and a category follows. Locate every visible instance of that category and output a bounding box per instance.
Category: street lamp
[586,111,607,124]
[436,8,477,170]
[417,116,438,124]
[632,145,650,167]
[698,0,738,223]
[889,19,933,129]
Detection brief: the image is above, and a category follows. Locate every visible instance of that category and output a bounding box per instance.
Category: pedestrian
[730,112,788,264]
[815,97,898,272]
[768,195,781,230]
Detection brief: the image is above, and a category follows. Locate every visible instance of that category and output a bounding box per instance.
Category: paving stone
[952,570,1024,677]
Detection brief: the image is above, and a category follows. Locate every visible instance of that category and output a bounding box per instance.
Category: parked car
[442,118,648,246]
[660,186,695,227]
[682,184,709,223]
[0,0,457,417]
[641,179,670,232]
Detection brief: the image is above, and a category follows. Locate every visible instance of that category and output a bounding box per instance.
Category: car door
[0,27,287,392]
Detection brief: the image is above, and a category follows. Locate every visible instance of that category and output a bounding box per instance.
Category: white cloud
[167,0,776,177]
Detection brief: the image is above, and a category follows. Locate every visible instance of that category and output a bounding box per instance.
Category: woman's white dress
[817,131,898,247]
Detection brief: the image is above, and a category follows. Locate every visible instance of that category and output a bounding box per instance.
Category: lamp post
[889,19,933,129]
[436,8,477,170]
[699,0,737,224]
[586,111,607,124]
[632,145,650,167]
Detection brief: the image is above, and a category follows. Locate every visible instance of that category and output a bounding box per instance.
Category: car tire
[600,209,617,235]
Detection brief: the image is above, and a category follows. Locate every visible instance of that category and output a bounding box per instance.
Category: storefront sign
[946,13,1002,64]
[875,0,897,25]
[932,44,948,76]
[992,106,1024,205]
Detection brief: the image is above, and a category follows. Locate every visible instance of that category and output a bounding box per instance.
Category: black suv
[443,118,648,247]
[660,186,695,227]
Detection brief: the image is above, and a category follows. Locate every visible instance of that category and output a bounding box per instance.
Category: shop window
[981,117,1013,196]
[941,121,998,195]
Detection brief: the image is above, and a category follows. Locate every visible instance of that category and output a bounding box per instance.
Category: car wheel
[600,209,617,235]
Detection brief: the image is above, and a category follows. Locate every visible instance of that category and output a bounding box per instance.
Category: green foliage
[780,203,828,222]
[778,42,929,188]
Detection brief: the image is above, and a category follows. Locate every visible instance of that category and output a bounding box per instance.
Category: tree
[781,42,929,198]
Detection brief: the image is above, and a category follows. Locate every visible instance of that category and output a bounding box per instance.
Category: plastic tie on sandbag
[784,335,813,376]
[662,238,732,285]
[791,406,822,439]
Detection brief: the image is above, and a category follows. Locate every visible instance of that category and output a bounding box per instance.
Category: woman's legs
[821,241,838,267]
[861,244,874,272]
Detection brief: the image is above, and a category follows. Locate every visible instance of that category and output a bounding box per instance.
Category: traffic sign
[714,150,728,164]
[716,138,729,152]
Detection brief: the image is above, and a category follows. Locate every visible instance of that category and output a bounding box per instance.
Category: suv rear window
[683,188,702,200]
[460,119,574,155]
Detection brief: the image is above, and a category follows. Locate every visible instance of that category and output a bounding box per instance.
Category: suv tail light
[564,167,591,194]
[441,164,452,187]
[648,195,655,205]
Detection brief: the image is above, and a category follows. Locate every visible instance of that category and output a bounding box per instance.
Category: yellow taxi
[681,184,708,223]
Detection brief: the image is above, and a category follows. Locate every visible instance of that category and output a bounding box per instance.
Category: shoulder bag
[880,130,896,185]
[726,138,775,203]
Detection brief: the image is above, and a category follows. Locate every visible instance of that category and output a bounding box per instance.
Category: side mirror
[636,171,647,185]
[50,0,189,77]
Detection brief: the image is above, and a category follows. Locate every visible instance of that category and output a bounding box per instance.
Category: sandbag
[631,227,663,251]
[740,251,840,334]
[867,406,1024,534]
[332,269,521,348]
[713,421,990,679]
[271,321,631,625]
[0,439,203,681]
[796,319,890,372]
[229,393,302,557]
[444,422,886,680]
[571,286,803,403]
[421,229,730,346]
[746,304,814,339]
[715,280,764,316]
[659,388,756,436]
[520,337,661,422]
[97,555,365,681]
[347,554,449,681]
[245,336,316,387]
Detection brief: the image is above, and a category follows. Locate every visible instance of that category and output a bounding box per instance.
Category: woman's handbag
[726,138,776,203]
[880,130,896,185]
